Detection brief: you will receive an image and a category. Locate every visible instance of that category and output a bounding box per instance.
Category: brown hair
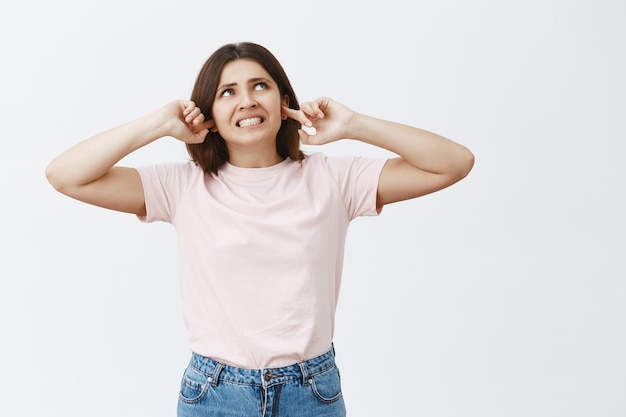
[187,42,305,173]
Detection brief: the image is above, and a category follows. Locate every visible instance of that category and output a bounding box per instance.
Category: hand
[165,100,215,144]
[282,97,355,145]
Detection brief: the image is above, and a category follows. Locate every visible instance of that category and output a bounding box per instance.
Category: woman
[46,42,474,416]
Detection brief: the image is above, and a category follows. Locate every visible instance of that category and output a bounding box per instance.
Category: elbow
[453,146,475,181]
[45,159,67,193]
[462,148,475,178]
[45,161,58,189]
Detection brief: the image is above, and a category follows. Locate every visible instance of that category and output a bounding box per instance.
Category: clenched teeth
[238,117,263,127]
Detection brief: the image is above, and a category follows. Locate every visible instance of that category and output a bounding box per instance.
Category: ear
[281,95,290,120]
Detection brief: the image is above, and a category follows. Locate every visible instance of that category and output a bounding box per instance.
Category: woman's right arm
[45,100,210,216]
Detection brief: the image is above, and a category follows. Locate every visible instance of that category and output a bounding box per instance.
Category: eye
[220,88,234,97]
[254,82,268,90]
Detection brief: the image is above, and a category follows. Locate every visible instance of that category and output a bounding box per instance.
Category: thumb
[194,119,215,134]
[188,127,209,144]
[298,128,312,144]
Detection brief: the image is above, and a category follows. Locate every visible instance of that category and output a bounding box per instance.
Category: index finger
[282,105,313,127]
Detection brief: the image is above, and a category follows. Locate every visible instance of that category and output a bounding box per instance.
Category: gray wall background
[1,0,624,416]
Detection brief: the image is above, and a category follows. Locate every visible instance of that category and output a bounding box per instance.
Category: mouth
[237,117,264,128]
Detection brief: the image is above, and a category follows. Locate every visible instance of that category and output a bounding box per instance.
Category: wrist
[347,112,374,142]
[137,106,177,143]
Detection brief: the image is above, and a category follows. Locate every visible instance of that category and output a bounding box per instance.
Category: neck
[227,145,283,168]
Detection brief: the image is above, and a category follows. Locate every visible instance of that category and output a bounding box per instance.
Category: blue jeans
[177,347,346,417]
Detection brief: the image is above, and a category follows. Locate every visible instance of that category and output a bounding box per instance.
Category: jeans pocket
[310,365,343,404]
[178,365,211,404]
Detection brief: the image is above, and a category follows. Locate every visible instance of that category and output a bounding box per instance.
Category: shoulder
[302,152,386,177]
[300,152,358,170]
[136,160,205,189]
[137,160,201,175]
[300,152,327,167]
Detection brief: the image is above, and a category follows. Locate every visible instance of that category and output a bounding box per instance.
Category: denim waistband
[188,346,337,388]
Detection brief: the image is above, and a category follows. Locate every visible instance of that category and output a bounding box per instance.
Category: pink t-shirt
[137,152,386,368]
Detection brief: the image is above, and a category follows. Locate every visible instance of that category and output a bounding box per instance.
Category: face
[211,58,288,152]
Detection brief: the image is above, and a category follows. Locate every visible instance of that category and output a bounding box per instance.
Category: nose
[239,90,257,109]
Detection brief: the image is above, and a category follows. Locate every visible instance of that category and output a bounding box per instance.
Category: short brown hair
[187,42,305,173]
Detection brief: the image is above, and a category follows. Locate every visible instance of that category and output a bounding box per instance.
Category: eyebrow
[217,77,272,92]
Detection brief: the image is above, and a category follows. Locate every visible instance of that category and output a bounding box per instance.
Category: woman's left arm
[348,111,475,207]
[284,97,475,208]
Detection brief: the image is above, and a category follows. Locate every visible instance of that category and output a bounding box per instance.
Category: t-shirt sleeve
[135,161,197,223]
[322,154,388,220]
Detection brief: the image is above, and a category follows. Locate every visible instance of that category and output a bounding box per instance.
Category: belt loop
[209,362,225,386]
[298,361,310,386]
